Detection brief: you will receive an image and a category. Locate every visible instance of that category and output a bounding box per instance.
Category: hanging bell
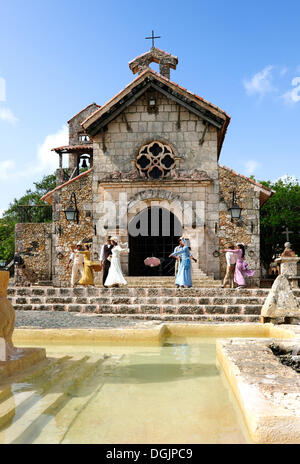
[81,157,88,168]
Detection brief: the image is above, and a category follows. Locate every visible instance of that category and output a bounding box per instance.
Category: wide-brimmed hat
[110,236,118,242]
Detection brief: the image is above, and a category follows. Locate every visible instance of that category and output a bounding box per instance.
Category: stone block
[32,288,46,296]
[226,306,241,314]
[68,305,82,312]
[83,305,97,313]
[147,289,159,296]
[205,305,225,314]
[112,297,131,305]
[244,305,262,315]
[16,288,31,296]
[53,305,66,311]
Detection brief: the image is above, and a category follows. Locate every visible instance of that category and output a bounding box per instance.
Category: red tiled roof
[82,68,230,128]
[41,168,93,205]
[219,165,274,194]
[51,144,93,153]
[81,68,230,158]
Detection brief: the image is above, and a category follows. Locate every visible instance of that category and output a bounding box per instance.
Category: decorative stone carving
[261,274,300,323]
[100,170,139,181]
[136,141,176,179]
[171,169,212,181]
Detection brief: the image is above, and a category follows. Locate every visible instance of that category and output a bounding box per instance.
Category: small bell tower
[128,31,178,80]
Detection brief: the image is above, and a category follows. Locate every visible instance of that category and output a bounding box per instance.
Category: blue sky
[1,0,300,215]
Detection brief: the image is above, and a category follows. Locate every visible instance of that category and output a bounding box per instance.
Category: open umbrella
[144,257,161,267]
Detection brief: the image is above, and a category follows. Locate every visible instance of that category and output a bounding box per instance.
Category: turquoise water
[0,337,251,444]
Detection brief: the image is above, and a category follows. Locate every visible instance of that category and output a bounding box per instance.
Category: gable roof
[81,68,230,158]
[41,168,92,205]
[219,164,275,206]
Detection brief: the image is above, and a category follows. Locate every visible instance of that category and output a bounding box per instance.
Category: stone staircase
[7,285,300,323]
[125,275,222,288]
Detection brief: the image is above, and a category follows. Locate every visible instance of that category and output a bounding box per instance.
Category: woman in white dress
[104,237,129,287]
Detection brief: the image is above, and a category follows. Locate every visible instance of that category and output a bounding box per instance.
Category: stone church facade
[16,47,273,286]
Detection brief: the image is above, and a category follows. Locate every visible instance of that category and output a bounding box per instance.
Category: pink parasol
[144,257,161,267]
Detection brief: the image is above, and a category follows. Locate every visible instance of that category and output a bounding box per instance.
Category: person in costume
[169,237,197,288]
[220,243,254,289]
[173,241,183,278]
[78,244,96,286]
[104,237,129,287]
[67,243,84,288]
[100,236,114,287]
[221,243,237,288]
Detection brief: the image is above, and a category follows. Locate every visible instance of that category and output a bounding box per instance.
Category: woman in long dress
[169,238,197,288]
[104,237,129,287]
[78,244,96,286]
[221,243,255,289]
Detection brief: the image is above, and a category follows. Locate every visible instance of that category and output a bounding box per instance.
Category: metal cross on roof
[282,226,294,241]
[145,30,161,48]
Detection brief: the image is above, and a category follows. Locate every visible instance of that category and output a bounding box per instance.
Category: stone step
[9,296,270,305]
[8,286,282,297]
[11,303,265,315]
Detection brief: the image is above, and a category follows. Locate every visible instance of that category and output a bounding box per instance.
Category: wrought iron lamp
[63,192,79,223]
[228,191,242,223]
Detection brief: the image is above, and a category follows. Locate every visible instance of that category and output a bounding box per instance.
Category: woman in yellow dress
[78,245,95,286]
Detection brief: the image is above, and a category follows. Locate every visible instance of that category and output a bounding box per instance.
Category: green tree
[260,176,300,271]
[0,173,56,263]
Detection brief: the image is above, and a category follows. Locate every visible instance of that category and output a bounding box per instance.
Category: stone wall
[92,90,219,180]
[15,223,52,282]
[68,103,99,146]
[218,165,260,285]
[52,172,93,286]
[91,90,221,278]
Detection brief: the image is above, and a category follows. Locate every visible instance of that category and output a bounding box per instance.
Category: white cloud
[244,160,261,175]
[244,66,276,97]
[280,66,288,77]
[282,77,300,104]
[0,125,68,180]
[35,124,68,174]
[0,107,18,124]
[0,77,5,101]
[0,160,16,180]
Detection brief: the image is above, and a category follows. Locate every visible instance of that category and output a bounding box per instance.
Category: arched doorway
[128,206,182,276]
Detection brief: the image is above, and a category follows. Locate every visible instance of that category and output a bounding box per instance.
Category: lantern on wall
[63,192,79,224]
[228,191,242,223]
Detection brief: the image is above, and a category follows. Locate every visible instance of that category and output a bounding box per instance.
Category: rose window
[136,141,176,179]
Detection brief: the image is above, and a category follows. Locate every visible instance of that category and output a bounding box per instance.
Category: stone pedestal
[275,256,300,289]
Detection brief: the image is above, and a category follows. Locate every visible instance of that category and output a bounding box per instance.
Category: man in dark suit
[100,236,114,287]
